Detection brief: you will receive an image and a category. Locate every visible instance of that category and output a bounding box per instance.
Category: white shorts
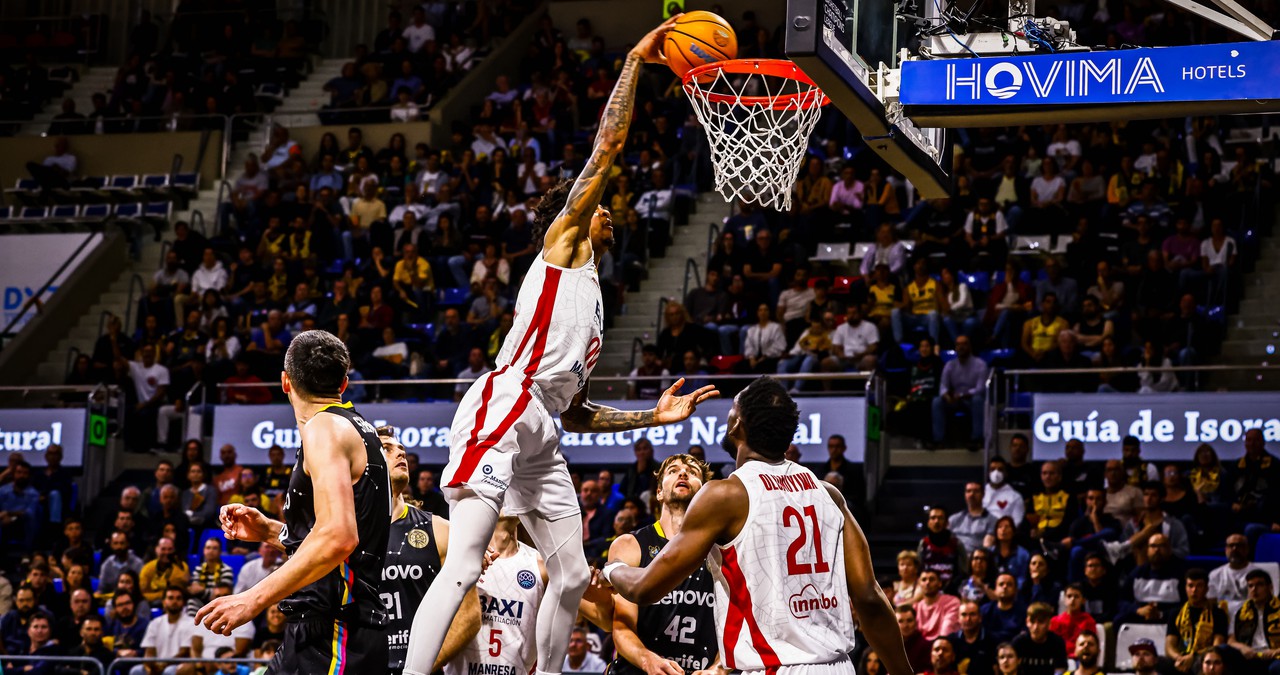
[441,370,579,520]
[740,656,856,675]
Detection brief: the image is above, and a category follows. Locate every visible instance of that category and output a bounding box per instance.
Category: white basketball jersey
[493,253,603,412]
[446,542,544,675]
[709,461,857,672]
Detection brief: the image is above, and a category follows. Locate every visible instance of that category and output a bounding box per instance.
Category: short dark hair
[375,425,397,439]
[533,178,574,240]
[215,647,236,659]
[642,344,659,357]
[1185,568,1209,583]
[1246,569,1272,585]
[895,604,916,616]
[1123,435,1140,446]
[1011,433,1029,444]
[81,614,104,626]
[736,377,799,460]
[1141,480,1166,498]
[283,330,350,397]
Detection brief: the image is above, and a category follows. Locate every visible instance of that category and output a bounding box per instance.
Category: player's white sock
[520,513,590,675]
[403,497,498,675]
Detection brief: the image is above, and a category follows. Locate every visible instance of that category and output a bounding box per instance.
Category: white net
[684,60,827,211]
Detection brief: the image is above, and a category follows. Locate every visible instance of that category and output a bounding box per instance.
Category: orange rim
[682,58,830,109]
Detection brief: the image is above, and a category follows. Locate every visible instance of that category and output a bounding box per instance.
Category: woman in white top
[1197,217,1236,304]
[940,267,979,346]
[205,317,240,366]
[1136,339,1178,393]
[739,304,786,374]
[470,242,511,287]
[1029,157,1067,229]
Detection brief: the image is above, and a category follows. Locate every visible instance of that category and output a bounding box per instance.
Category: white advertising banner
[1032,393,1280,460]
[0,233,102,332]
[0,408,86,466]
[212,398,867,465]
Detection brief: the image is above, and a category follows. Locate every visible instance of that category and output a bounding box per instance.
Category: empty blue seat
[50,204,79,219]
[114,203,143,219]
[18,206,47,219]
[438,287,469,306]
[1009,392,1034,410]
[223,554,247,578]
[141,174,169,190]
[198,528,227,550]
[0,206,12,220]
[188,554,201,570]
[91,577,99,592]
[1257,534,1280,563]
[172,173,199,193]
[965,271,992,293]
[81,203,111,220]
[53,578,64,593]
[940,349,957,363]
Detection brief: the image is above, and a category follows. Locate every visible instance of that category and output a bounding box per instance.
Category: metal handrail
[999,364,1280,376]
[64,346,81,379]
[159,240,171,266]
[109,656,269,672]
[1,112,231,134]
[706,222,721,268]
[655,295,671,338]
[182,380,205,442]
[628,337,646,372]
[681,258,702,303]
[96,310,113,340]
[213,179,235,236]
[0,654,103,675]
[215,372,874,388]
[0,231,103,343]
[190,209,206,237]
[124,274,145,332]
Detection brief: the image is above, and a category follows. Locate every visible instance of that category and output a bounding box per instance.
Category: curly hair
[736,377,800,461]
[531,178,575,245]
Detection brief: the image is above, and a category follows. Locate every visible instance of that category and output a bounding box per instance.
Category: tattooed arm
[541,17,677,268]
[561,378,719,433]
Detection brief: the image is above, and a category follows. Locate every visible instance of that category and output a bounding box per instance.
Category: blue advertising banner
[1032,393,1280,461]
[0,408,86,466]
[212,398,866,466]
[900,41,1270,108]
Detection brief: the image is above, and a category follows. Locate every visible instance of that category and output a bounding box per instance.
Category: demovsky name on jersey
[480,594,529,626]
[758,472,821,493]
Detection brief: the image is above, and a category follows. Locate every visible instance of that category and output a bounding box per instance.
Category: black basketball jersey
[383,504,441,671]
[278,402,392,627]
[611,522,718,675]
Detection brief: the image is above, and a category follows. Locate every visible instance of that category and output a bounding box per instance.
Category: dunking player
[603,377,914,675]
[610,454,720,675]
[376,426,481,674]
[197,331,391,674]
[403,15,719,675]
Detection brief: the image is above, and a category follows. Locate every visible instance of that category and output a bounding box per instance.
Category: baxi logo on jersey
[516,570,537,589]
[480,593,529,625]
[789,583,840,619]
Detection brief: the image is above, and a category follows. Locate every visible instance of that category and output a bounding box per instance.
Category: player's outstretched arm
[562,378,719,433]
[605,478,747,605]
[196,415,361,634]
[540,17,676,268]
[609,534,685,675]
[433,517,482,670]
[823,483,915,675]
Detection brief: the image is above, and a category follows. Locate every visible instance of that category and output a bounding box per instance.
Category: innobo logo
[789,583,840,619]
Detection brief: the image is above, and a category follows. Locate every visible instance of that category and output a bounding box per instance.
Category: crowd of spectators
[59,5,712,451]
[882,431,1280,675]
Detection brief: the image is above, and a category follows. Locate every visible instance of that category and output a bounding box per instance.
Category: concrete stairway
[21,66,116,136]
[1213,232,1280,389]
[594,191,731,377]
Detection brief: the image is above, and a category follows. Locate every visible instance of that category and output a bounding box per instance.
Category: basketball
[664,11,738,81]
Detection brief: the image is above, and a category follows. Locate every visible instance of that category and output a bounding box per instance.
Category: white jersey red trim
[709,461,857,673]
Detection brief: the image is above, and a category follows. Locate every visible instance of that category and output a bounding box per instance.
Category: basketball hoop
[683,59,829,211]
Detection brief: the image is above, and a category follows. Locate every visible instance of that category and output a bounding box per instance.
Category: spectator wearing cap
[1129,638,1161,675]
[1227,569,1280,672]
[1011,602,1067,675]
[1166,569,1228,673]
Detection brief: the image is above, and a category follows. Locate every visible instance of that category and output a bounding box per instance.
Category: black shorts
[268,617,388,675]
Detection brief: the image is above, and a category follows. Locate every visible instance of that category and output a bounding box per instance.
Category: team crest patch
[516,570,537,589]
[482,464,494,475]
[407,528,429,549]
[648,545,661,559]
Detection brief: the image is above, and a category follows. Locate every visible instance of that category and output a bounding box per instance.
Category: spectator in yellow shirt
[893,257,948,345]
[393,242,435,317]
[137,537,189,604]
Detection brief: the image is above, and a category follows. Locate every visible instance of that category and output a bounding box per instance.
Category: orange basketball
[664,10,738,81]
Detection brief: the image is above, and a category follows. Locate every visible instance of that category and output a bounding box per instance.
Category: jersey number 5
[488,628,503,657]
[782,505,831,575]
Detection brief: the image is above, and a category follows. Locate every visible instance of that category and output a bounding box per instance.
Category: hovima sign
[1031,393,1280,460]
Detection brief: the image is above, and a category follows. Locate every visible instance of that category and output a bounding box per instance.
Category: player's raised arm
[561,377,719,433]
[605,478,746,605]
[823,482,915,675]
[540,17,677,267]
